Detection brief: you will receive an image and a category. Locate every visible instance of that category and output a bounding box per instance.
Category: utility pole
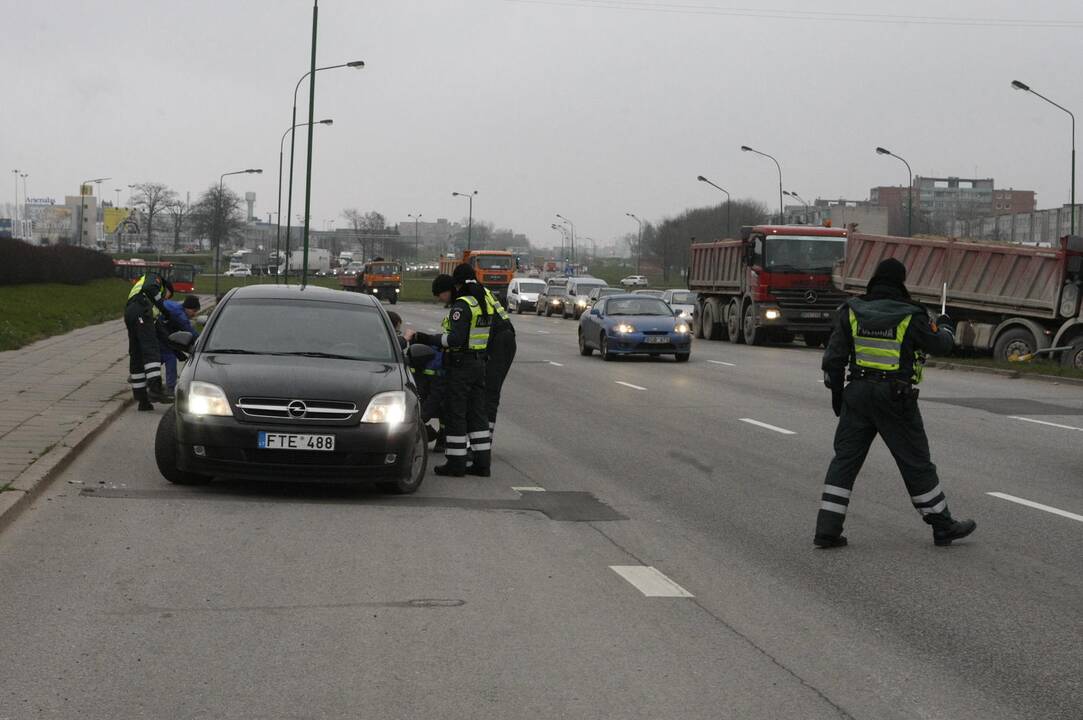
[408,213,422,261]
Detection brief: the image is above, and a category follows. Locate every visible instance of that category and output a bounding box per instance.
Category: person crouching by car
[159,295,201,393]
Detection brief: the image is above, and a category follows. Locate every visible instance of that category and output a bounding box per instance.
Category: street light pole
[626,212,643,275]
[11,170,19,240]
[1012,80,1076,235]
[697,175,732,236]
[216,169,263,298]
[740,145,783,224]
[278,119,332,284]
[452,190,478,249]
[408,213,422,261]
[875,147,914,236]
[550,224,566,266]
[784,190,811,223]
[283,59,364,286]
[556,214,576,266]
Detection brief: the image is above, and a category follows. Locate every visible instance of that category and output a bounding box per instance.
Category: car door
[582,297,601,344]
[507,280,520,310]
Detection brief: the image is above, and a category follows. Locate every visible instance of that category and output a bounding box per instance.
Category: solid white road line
[610,566,694,598]
[1009,416,1083,432]
[615,381,647,391]
[548,361,564,367]
[537,330,550,334]
[739,418,796,435]
[707,360,736,366]
[987,492,1083,524]
[512,486,546,493]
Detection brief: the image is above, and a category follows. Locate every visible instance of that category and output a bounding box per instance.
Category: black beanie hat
[451,263,476,284]
[869,258,907,290]
[182,295,201,311]
[431,274,455,295]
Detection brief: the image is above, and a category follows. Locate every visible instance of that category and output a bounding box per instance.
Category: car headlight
[577,299,587,306]
[765,308,781,320]
[615,323,636,334]
[361,390,407,426]
[395,288,401,293]
[674,323,690,334]
[551,299,560,305]
[186,381,232,417]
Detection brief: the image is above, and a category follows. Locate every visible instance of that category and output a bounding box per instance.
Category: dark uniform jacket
[414,297,485,351]
[823,284,954,388]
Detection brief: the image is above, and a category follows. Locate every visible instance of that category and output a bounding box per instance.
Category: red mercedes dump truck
[439,250,515,302]
[834,231,1083,367]
[339,259,402,303]
[689,225,849,346]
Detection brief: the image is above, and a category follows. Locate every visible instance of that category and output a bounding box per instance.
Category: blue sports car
[578,294,692,362]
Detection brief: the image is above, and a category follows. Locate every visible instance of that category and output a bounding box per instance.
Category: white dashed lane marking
[548,361,564,367]
[610,566,694,598]
[739,418,795,435]
[537,330,550,334]
[1009,416,1083,432]
[512,486,546,493]
[707,360,736,367]
[615,381,647,391]
[987,492,1083,524]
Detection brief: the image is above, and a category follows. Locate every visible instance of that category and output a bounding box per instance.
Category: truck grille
[773,289,847,310]
[235,398,358,422]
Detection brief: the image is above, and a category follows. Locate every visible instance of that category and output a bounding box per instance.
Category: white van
[507,277,548,314]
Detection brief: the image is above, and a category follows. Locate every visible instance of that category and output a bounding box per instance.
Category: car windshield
[572,283,605,295]
[668,291,695,304]
[475,255,513,269]
[607,298,672,316]
[205,299,395,362]
[369,263,399,274]
[519,282,545,293]
[763,236,846,273]
[634,290,664,298]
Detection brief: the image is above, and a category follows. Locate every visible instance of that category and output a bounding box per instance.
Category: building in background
[869,176,1036,236]
[950,204,1081,245]
[395,217,462,257]
[783,199,888,235]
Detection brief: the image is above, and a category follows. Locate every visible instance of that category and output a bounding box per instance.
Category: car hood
[605,315,677,332]
[519,292,539,301]
[192,353,402,404]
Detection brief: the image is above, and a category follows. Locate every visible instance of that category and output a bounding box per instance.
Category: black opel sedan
[154,285,428,493]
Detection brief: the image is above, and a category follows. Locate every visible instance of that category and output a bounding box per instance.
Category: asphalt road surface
[2,301,1081,719]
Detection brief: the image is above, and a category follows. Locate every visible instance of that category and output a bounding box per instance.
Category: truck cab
[340,260,402,303]
[439,250,515,303]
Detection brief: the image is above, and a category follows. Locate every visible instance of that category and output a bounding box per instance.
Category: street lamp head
[1011,80,1030,92]
[875,147,891,155]
[740,145,752,152]
[696,175,708,182]
[318,118,334,125]
[347,60,366,68]
[246,169,263,174]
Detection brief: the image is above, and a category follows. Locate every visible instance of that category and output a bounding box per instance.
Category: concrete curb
[0,395,133,535]
[926,360,1083,387]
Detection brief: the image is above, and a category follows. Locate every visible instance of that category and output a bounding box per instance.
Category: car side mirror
[168,331,195,352]
[590,307,600,316]
[674,308,681,316]
[407,344,436,364]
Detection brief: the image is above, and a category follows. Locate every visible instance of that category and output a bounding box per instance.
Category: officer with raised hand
[405,274,491,477]
[450,264,516,444]
[816,258,976,548]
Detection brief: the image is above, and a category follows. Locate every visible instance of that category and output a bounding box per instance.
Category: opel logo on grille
[804,290,819,304]
[287,400,307,418]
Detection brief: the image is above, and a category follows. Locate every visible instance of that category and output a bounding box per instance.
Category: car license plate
[258,432,335,451]
[645,336,669,344]
[801,311,829,318]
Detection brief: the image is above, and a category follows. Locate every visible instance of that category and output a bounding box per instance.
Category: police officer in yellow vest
[125,273,173,411]
[450,264,516,444]
[817,258,975,548]
[407,274,492,477]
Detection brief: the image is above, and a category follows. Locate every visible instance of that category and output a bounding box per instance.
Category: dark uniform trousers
[443,353,491,472]
[124,297,162,402]
[484,329,516,438]
[816,379,947,538]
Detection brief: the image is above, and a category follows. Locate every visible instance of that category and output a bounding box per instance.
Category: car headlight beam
[361,390,407,426]
[186,381,233,417]
[615,323,636,334]
[674,323,690,334]
[765,308,781,320]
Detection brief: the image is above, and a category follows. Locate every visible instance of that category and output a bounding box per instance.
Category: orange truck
[439,250,516,302]
[340,259,402,303]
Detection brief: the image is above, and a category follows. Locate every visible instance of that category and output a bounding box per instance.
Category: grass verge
[929,355,1083,380]
[0,278,132,352]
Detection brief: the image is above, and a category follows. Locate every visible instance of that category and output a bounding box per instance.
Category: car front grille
[772,289,847,309]
[235,397,358,422]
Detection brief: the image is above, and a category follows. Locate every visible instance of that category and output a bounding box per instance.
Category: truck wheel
[155,412,211,485]
[700,302,716,340]
[693,303,705,339]
[727,299,744,344]
[743,301,766,346]
[1060,337,1083,369]
[993,327,1038,363]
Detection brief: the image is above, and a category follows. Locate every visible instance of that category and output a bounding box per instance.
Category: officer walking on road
[816,258,976,548]
[451,264,516,443]
[125,273,173,411]
[405,274,491,477]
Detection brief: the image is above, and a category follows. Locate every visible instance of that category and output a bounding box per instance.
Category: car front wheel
[382,420,427,494]
[155,411,211,485]
[601,333,614,361]
[579,330,593,356]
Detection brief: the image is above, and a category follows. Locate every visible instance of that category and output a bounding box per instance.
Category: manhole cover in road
[80,488,626,522]
[923,397,1083,415]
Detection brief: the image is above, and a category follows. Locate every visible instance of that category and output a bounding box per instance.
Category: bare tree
[164,201,190,252]
[130,182,177,249]
[190,185,244,273]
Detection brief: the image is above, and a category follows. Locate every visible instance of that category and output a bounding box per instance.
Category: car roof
[226,284,381,307]
[603,293,662,301]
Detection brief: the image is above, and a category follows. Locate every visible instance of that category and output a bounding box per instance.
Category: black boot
[133,387,154,412]
[924,510,976,546]
[147,377,174,404]
[813,534,847,549]
[433,458,466,477]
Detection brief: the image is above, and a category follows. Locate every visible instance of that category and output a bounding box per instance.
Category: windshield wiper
[278,351,363,361]
[206,348,260,354]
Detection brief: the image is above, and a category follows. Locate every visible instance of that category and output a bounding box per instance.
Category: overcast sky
[3,0,1081,248]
